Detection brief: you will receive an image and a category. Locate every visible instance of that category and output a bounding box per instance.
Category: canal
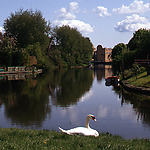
[0,65,150,139]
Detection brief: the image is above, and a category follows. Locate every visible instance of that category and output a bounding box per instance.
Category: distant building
[105,48,112,62]
[94,45,112,63]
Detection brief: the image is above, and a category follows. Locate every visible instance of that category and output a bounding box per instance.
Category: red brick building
[94,45,112,63]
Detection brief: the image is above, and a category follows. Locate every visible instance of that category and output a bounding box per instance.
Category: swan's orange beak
[91,116,97,121]
[93,118,97,122]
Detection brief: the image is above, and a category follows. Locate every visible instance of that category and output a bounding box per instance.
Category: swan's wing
[67,127,88,136]
[91,129,99,137]
[67,127,99,137]
[58,127,71,135]
[59,127,99,137]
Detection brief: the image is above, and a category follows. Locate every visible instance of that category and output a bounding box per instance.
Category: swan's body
[59,114,99,137]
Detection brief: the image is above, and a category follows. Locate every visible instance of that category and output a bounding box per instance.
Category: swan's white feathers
[67,127,99,137]
[58,114,99,137]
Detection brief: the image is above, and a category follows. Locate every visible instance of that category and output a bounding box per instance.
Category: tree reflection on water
[50,69,93,107]
[121,90,150,126]
[0,76,50,127]
[112,84,150,127]
[1,67,150,134]
[0,68,93,126]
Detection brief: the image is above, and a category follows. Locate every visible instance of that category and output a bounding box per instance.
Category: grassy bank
[125,71,150,88]
[0,128,150,149]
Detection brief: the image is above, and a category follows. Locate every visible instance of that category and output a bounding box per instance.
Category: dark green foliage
[4,9,51,48]
[2,9,53,69]
[49,49,65,67]
[2,10,93,69]
[53,26,93,67]
[112,29,150,73]
[0,34,29,66]
[112,43,128,73]
[127,29,150,60]
[112,43,126,59]
[26,42,52,70]
[128,29,150,58]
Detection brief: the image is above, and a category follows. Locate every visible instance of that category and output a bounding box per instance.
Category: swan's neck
[85,117,90,128]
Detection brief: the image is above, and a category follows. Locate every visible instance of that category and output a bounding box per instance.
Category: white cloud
[113,0,150,14]
[0,27,5,33]
[98,105,108,118]
[114,14,150,32]
[79,90,93,102]
[57,2,78,20]
[58,7,76,20]
[69,2,79,13]
[54,1,94,34]
[95,6,111,17]
[54,19,94,33]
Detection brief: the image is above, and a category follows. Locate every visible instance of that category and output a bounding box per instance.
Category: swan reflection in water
[59,114,99,137]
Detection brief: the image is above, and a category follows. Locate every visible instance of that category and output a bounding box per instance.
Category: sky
[0,0,150,48]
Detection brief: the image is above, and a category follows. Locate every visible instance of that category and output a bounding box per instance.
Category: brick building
[94,45,112,63]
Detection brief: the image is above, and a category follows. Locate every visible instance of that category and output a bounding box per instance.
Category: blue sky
[0,0,150,48]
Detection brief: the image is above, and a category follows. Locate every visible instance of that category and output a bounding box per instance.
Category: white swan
[59,114,99,137]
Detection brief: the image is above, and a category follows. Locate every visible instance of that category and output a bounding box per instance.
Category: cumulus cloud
[114,14,150,32]
[57,2,78,20]
[68,2,79,13]
[95,6,111,17]
[113,0,150,14]
[58,7,76,20]
[54,19,94,33]
[54,1,94,34]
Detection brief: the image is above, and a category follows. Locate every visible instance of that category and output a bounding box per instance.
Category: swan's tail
[58,127,70,135]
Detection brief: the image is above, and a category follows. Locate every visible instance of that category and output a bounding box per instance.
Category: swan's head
[88,114,97,122]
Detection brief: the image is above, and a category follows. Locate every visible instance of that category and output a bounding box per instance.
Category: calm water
[1,65,150,139]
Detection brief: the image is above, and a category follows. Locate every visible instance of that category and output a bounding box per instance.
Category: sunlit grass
[0,128,150,149]
[127,71,150,88]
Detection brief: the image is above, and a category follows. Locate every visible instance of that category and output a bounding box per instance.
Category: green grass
[127,71,150,88]
[0,128,150,149]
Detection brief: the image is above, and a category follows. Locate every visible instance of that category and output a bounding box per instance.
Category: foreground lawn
[127,71,150,88]
[0,128,150,149]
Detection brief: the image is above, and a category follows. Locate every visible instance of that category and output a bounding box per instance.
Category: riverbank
[122,71,150,95]
[0,128,150,149]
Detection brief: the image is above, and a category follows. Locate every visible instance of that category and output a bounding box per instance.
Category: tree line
[0,9,93,70]
[112,29,150,74]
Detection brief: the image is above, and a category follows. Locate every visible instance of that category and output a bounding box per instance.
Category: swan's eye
[92,116,95,120]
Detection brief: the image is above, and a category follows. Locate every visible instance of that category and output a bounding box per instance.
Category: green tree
[3,9,54,70]
[4,9,51,49]
[49,49,64,68]
[0,33,29,66]
[26,43,52,69]
[53,25,93,67]
[128,29,150,59]
[112,43,128,73]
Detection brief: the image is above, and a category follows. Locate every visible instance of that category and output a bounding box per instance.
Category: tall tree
[4,9,51,48]
[128,29,150,59]
[112,43,128,73]
[53,25,93,66]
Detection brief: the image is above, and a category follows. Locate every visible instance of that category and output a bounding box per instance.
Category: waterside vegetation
[1,128,150,150]
[125,71,150,88]
[112,28,150,75]
[0,9,93,70]
[112,28,150,91]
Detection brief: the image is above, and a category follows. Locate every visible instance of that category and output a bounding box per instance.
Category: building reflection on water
[93,64,113,82]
